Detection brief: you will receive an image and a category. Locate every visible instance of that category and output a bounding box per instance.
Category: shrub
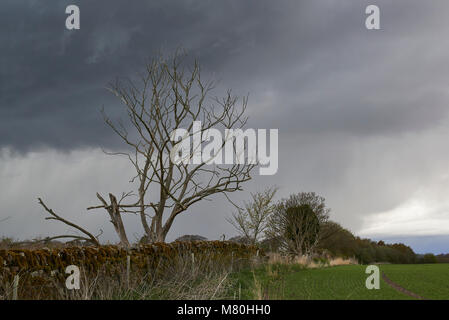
[420,253,437,264]
[174,235,208,242]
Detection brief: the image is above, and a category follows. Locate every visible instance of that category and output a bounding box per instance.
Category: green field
[231,263,449,300]
[380,264,449,300]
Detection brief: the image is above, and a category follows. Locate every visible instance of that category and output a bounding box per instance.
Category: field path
[382,272,427,300]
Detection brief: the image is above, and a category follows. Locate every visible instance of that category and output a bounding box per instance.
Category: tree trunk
[95,193,130,248]
[109,193,130,248]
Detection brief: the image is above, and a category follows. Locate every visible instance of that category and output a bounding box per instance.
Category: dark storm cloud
[3,0,449,151]
[1,0,308,151]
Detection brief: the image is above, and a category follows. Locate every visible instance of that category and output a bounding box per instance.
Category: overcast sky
[1,0,449,253]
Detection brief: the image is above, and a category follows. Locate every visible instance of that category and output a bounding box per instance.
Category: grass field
[230,263,449,300]
[380,264,449,300]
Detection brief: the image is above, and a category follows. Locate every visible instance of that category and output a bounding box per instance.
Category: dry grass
[266,252,357,268]
[251,271,264,300]
[56,262,233,300]
[329,257,358,266]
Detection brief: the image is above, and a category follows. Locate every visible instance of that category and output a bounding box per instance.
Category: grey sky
[1,1,449,253]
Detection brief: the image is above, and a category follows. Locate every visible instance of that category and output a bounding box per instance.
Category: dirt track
[382,272,427,300]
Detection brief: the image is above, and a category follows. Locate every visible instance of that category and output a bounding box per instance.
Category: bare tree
[87,193,131,247]
[281,192,330,224]
[285,205,320,256]
[227,187,277,245]
[266,192,330,256]
[266,204,320,257]
[87,50,255,245]
[38,198,101,246]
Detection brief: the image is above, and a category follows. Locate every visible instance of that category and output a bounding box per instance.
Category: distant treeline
[317,222,416,264]
[259,221,443,264]
[435,253,449,264]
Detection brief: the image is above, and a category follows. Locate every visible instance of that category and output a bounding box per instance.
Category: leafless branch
[37,198,100,246]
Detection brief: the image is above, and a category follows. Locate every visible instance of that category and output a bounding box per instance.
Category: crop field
[380,264,449,300]
[231,264,449,300]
